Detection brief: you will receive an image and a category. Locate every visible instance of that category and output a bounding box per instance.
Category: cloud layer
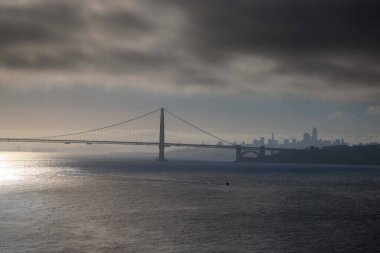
[1,0,380,100]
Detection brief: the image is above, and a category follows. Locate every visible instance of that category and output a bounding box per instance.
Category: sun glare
[0,153,20,182]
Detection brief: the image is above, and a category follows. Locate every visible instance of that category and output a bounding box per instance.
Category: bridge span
[0,108,289,161]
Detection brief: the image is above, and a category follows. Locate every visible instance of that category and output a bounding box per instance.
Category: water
[1,152,380,252]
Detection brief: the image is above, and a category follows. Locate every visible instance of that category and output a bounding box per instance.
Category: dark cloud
[275,57,380,86]
[108,49,176,71]
[1,0,380,100]
[0,2,84,47]
[96,10,153,34]
[155,0,380,89]
[0,49,90,70]
[161,0,380,57]
[0,1,158,71]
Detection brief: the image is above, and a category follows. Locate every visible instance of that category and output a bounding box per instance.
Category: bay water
[1,152,379,252]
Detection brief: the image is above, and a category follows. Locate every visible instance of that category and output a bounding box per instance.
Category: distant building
[271,133,278,146]
[312,127,318,142]
[333,139,341,145]
[260,137,265,146]
[322,140,332,146]
[303,133,311,144]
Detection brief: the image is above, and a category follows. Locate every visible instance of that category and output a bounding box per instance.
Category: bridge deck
[0,138,237,149]
[0,138,293,151]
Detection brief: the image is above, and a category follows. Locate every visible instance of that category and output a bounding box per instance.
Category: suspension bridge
[0,108,286,161]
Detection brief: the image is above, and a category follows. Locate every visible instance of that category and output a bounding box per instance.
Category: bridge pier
[235,145,242,162]
[157,108,166,161]
[259,146,265,161]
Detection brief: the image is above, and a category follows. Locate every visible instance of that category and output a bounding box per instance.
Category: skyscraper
[312,127,318,142]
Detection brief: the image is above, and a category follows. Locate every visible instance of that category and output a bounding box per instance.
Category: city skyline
[249,127,356,149]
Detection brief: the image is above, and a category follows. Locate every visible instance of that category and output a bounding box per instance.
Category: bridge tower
[157,108,166,161]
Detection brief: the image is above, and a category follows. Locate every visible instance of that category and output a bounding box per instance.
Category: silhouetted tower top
[312,127,318,141]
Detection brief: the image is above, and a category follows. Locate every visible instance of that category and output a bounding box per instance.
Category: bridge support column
[259,146,265,161]
[235,145,242,162]
[157,108,166,161]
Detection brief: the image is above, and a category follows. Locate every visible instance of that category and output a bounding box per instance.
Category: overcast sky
[1,0,380,144]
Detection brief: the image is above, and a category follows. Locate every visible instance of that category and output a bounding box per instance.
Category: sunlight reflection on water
[0,152,65,185]
[0,153,22,182]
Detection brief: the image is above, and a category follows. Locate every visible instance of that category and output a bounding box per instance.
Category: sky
[1,0,380,144]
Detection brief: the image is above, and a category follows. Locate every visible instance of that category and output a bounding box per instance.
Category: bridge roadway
[0,138,289,151]
[0,138,237,149]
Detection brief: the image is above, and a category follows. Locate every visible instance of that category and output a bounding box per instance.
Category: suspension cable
[165,109,234,145]
[35,108,161,139]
